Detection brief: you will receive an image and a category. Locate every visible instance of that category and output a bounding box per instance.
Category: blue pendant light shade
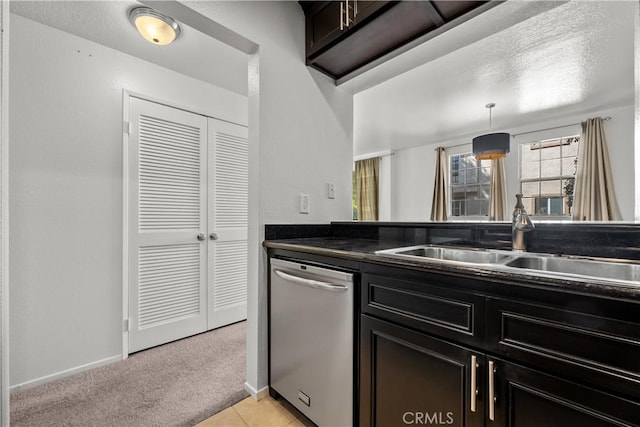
[472,103,510,160]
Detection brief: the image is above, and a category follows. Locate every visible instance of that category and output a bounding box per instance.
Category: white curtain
[572,117,621,221]
[489,157,508,220]
[430,147,448,221]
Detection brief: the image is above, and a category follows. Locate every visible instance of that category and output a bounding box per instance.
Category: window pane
[540,179,561,196]
[562,137,579,156]
[540,158,561,178]
[466,168,478,184]
[521,144,538,162]
[561,157,576,176]
[535,198,549,215]
[521,161,540,180]
[452,188,466,200]
[521,197,535,213]
[539,145,561,160]
[521,181,539,198]
[480,167,491,183]
[449,152,490,217]
[549,197,563,215]
[466,199,484,216]
[464,155,476,169]
[480,184,490,200]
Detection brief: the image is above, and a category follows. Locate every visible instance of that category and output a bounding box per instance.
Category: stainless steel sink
[504,255,640,283]
[375,245,640,286]
[376,245,514,265]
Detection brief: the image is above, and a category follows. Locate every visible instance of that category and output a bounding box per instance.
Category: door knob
[209,233,219,241]
[197,233,206,241]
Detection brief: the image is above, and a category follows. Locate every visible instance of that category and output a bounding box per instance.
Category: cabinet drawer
[487,297,640,400]
[361,273,485,346]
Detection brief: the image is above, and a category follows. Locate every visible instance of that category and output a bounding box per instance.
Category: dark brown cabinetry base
[360,315,485,427]
[492,358,640,426]
[359,266,640,427]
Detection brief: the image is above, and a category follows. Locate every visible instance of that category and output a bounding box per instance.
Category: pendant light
[129,7,181,46]
[472,103,510,160]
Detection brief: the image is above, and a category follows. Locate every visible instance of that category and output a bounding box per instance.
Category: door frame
[121,90,247,358]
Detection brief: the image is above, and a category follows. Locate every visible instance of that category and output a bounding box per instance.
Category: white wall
[8,14,248,388]
[0,1,8,423]
[391,146,434,221]
[180,1,353,395]
[384,104,634,222]
[9,1,355,399]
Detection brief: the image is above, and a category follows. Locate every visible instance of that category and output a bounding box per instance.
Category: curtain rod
[354,152,395,161]
[434,116,612,150]
[513,116,611,138]
[434,142,468,151]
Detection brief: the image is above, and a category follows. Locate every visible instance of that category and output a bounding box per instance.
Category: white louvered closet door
[128,97,207,353]
[207,118,249,329]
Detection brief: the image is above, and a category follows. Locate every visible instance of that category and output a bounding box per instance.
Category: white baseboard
[10,355,122,393]
[244,382,269,400]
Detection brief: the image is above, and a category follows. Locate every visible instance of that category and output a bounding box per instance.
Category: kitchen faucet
[512,194,535,252]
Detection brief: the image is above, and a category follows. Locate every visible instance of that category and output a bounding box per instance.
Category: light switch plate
[327,182,335,199]
[299,194,310,214]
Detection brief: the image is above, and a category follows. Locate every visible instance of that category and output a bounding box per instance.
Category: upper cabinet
[299,0,491,81]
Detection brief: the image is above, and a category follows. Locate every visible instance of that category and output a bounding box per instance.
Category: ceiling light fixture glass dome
[129,7,181,46]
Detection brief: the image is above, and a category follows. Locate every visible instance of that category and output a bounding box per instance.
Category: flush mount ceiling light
[129,7,181,46]
[472,103,510,160]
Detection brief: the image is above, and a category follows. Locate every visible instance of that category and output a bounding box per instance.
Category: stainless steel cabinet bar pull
[340,1,344,31]
[488,360,496,421]
[196,233,206,241]
[470,355,478,412]
[346,0,350,26]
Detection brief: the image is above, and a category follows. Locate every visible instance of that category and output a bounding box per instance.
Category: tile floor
[196,395,316,427]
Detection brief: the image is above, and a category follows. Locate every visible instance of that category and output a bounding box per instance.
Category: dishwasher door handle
[273,269,349,292]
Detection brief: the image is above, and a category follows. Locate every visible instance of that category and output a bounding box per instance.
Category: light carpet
[11,321,248,427]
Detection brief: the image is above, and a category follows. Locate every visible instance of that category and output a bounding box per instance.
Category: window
[449,153,491,217]
[519,135,579,217]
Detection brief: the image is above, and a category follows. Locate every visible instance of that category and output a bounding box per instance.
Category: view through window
[449,153,491,217]
[520,136,580,217]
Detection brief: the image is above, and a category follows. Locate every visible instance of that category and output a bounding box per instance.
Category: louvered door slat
[129,97,207,353]
[139,112,201,232]
[208,119,249,329]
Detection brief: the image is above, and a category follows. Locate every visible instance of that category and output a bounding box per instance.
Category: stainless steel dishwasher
[270,258,354,427]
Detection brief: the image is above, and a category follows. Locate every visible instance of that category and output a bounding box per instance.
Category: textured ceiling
[10,0,248,96]
[354,1,635,157]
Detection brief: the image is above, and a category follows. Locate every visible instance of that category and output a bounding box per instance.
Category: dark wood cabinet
[359,267,640,427]
[491,358,640,426]
[301,1,392,58]
[299,1,491,80]
[361,272,486,347]
[360,315,485,427]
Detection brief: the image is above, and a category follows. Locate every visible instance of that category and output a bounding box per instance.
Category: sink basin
[376,245,514,265]
[376,245,640,286]
[504,255,640,283]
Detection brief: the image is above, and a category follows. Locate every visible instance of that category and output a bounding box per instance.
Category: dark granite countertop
[264,237,640,302]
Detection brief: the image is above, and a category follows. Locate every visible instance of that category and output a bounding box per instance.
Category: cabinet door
[305,1,342,56]
[304,1,393,58]
[360,315,485,427]
[361,272,485,347]
[490,358,640,427]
